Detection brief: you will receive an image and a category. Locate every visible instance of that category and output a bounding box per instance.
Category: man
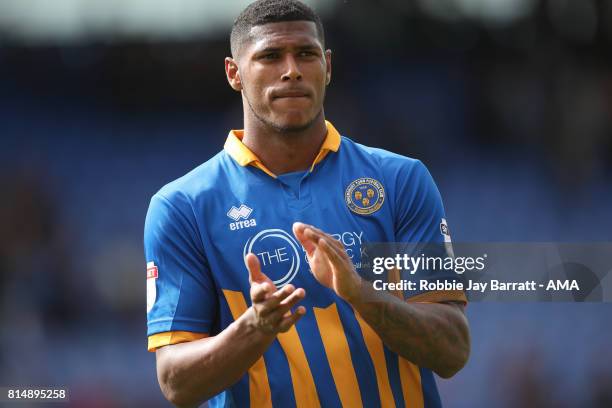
[144,1,470,407]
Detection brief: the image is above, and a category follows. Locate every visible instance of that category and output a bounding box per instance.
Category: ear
[324,49,332,86]
[225,57,242,91]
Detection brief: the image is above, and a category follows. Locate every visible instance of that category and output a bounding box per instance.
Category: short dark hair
[230,0,325,58]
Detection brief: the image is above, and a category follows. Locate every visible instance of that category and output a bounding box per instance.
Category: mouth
[272,90,310,100]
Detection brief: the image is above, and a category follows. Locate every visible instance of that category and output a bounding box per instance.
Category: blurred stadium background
[1,0,611,406]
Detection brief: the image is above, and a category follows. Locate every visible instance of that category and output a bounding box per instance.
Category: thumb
[246,253,270,284]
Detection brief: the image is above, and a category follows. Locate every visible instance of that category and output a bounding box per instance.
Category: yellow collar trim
[223,120,342,178]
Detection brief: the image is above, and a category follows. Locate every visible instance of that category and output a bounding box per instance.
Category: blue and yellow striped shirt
[145,121,465,407]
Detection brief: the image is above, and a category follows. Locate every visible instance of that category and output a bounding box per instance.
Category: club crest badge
[345,178,385,215]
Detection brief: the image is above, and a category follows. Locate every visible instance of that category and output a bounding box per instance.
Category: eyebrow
[255,44,320,54]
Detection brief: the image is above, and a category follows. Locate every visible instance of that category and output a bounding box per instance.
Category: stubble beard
[243,87,325,135]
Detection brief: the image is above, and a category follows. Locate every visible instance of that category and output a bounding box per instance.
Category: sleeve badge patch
[440,218,452,243]
[146,261,158,313]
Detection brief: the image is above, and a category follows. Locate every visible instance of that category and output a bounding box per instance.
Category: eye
[262,52,279,60]
[299,51,316,57]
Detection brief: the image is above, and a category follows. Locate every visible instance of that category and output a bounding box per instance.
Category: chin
[271,114,315,133]
[276,107,325,131]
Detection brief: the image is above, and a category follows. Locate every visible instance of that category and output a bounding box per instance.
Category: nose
[281,54,302,81]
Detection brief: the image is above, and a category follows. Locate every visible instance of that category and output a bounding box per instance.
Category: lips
[272,89,310,99]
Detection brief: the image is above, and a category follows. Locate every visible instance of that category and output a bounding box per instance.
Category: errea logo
[227,204,257,231]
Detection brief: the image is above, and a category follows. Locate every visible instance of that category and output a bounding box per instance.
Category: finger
[311,226,346,253]
[292,222,306,237]
[260,287,305,322]
[303,228,347,264]
[304,224,333,241]
[250,281,273,303]
[305,224,327,237]
[258,284,296,315]
[318,237,345,265]
[301,228,335,268]
[310,227,350,260]
[303,225,344,253]
[277,306,306,332]
[277,287,305,311]
[293,222,316,255]
[298,223,338,251]
[246,253,276,289]
[301,225,352,270]
[246,253,265,284]
[303,226,323,246]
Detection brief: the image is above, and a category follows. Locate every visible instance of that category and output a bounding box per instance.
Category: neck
[241,111,328,175]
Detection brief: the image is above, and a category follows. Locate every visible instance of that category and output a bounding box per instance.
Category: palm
[294,222,361,301]
[307,245,334,288]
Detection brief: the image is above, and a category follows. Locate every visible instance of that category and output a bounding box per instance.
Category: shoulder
[153,150,231,210]
[339,136,429,179]
[145,151,233,244]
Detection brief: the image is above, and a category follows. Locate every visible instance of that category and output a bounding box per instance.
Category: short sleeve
[144,193,218,337]
[393,160,465,303]
[394,160,446,243]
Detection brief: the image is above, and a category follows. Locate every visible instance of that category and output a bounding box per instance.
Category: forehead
[247,21,322,51]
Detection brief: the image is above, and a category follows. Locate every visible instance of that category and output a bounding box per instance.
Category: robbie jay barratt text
[371,279,580,292]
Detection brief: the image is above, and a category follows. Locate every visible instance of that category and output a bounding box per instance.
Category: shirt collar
[223,120,342,178]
